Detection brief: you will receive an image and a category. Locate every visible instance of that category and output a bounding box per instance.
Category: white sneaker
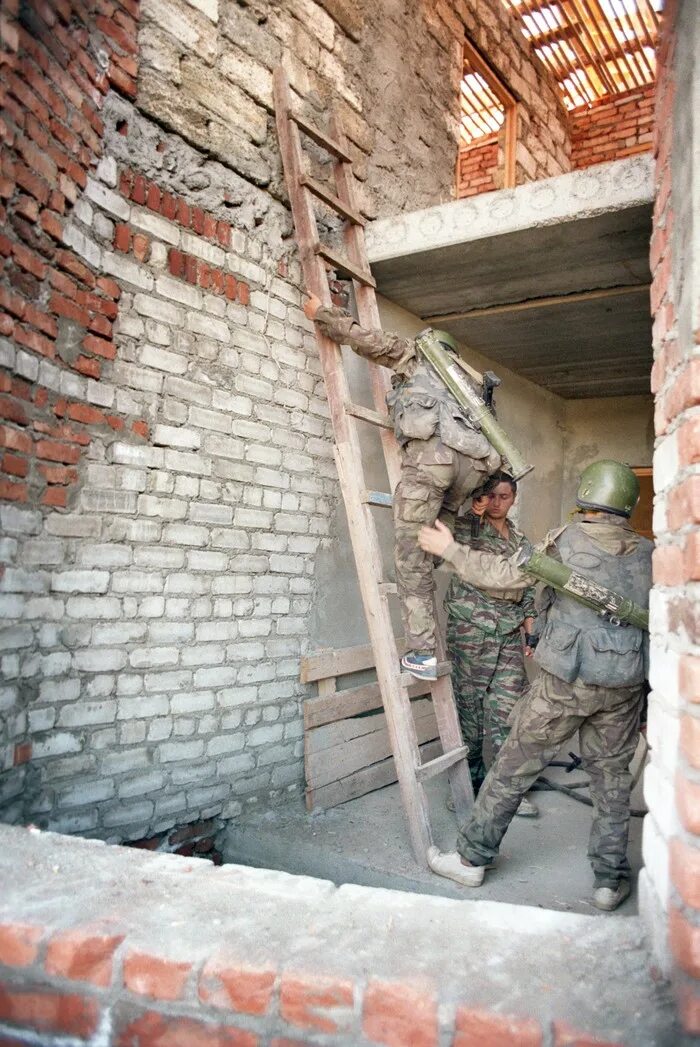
[515,796,538,818]
[427,846,485,887]
[592,880,631,911]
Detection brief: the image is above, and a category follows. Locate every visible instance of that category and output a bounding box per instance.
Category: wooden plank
[291,111,353,163]
[305,700,438,789]
[306,697,435,756]
[300,175,365,226]
[415,745,468,783]
[304,678,430,730]
[306,740,442,811]
[300,638,408,683]
[315,244,376,287]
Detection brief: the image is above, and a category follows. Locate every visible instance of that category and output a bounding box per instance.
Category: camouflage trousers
[457,669,644,887]
[446,620,527,791]
[394,437,498,653]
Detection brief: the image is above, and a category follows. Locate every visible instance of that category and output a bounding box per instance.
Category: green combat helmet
[432,329,458,354]
[576,460,640,518]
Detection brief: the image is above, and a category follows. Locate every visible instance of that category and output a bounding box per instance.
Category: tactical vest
[534,523,652,688]
[385,363,494,460]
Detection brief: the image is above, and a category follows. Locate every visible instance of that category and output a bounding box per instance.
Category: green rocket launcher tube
[517,547,649,631]
[415,330,533,481]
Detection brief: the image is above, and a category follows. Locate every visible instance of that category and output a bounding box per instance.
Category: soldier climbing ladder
[273,67,477,872]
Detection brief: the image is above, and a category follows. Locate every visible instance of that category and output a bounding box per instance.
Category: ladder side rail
[274,69,434,860]
[329,114,401,493]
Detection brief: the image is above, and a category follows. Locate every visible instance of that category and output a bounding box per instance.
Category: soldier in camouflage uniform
[446,472,537,816]
[304,294,501,681]
[419,461,652,911]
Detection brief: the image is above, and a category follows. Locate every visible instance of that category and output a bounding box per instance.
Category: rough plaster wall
[137,0,571,221]
[561,396,655,514]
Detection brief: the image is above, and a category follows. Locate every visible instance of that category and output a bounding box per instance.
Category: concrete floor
[222,743,646,916]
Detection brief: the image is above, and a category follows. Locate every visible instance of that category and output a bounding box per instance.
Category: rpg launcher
[515,546,649,631]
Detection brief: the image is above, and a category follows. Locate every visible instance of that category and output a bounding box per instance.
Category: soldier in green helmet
[419,460,652,910]
[304,291,502,681]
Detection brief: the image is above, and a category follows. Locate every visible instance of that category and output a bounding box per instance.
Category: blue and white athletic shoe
[401,651,438,681]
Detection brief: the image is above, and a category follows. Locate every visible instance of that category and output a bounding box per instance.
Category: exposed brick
[115,1011,258,1047]
[0,477,27,501]
[13,741,32,766]
[146,182,161,212]
[677,982,700,1036]
[198,958,275,1016]
[362,979,438,1047]
[132,233,150,262]
[191,207,205,235]
[454,1007,543,1047]
[114,223,131,252]
[82,334,116,359]
[74,355,101,378]
[0,396,28,426]
[653,544,684,586]
[670,907,700,980]
[132,173,146,205]
[280,973,354,1034]
[2,453,29,477]
[552,1023,624,1047]
[161,192,177,221]
[0,923,43,967]
[168,249,185,278]
[0,425,32,453]
[132,419,149,439]
[679,417,700,466]
[38,463,78,485]
[681,714,700,770]
[123,949,192,1001]
[0,987,99,1038]
[217,221,231,248]
[41,485,68,507]
[24,302,57,337]
[35,439,81,465]
[238,282,250,306]
[46,924,125,987]
[670,838,700,911]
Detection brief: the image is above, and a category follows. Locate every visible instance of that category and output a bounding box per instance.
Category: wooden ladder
[273,68,474,868]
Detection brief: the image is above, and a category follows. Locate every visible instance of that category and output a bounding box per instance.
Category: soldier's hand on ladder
[303,293,322,321]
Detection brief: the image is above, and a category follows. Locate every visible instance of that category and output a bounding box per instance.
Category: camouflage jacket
[314,306,495,461]
[444,514,536,637]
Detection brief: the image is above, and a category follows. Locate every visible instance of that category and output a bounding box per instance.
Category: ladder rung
[316,244,376,288]
[364,490,393,507]
[345,401,392,430]
[300,175,365,226]
[291,113,353,163]
[415,745,468,783]
[400,663,451,687]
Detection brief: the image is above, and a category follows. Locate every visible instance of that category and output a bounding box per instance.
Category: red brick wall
[0,825,645,1047]
[0,0,140,510]
[456,135,499,198]
[647,0,700,1033]
[571,84,655,170]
